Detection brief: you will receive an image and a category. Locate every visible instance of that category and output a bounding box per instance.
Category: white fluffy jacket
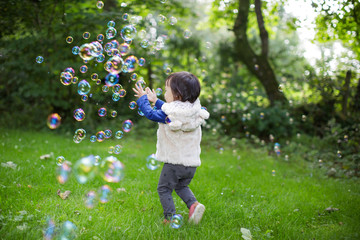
[155,99,210,167]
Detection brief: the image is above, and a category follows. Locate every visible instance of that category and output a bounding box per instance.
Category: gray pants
[157,163,197,219]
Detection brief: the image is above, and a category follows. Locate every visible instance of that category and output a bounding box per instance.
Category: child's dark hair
[166,71,201,103]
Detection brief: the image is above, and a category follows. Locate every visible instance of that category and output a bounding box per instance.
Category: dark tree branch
[341,70,351,116]
[254,0,269,57]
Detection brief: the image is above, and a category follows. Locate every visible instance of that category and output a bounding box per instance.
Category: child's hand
[146,87,158,104]
[132,83,147,99]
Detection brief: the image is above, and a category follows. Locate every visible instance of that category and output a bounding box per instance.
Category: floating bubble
[219,147,224,154]
[260,112,264,119]
[96,131,106,142]
[122,120,133,132]
[104,129,112,138]
[72,76,79,84]
[90,135,97,143]
[129,101,137,110]
[285,155,289,161]
[114,145,122,154]
[289,118,293,124]
[170,214,183,229]
[183,29,192,39]
[105,73,120,86]
[220,116,226,122]
[72,46,80,55]
[301,115,307,122]
[140,40,149,48]
[94,155,101,166]
[165,67,172,75]
[155,88,163,96]
[97,34,104,42]
[80,65,88,73]
[136,79,146,89]
[85,191,97,209]
[112,93,120,101]
[56,160,71,184]
[158,14,167,23]
[56,156,65,166]
[83,32,90,39]
[98,107,107,117]
[122,13,129,21]
[47,113,61,129]
[106,56,124,74]
[146,154,160,170]
[119,43,130,56]
[111,110,117,117]
[74,128,86,140]
[90,41,104,57]
[111,40,120,49]
[106,27,117,39]
[272,170,276,176]
[102,85,109,92]
[120,25,137,41]
[138,29,146,39]
[278,84,283,92]
[115,130,124,139]
[160,0,167,3]
[66,36,73,44]
[108,146,114,154]
[99,185,112,203]
[91,73,98,81]
[100,156,125,183]
[43,218,55,240]
[138,57,146,66]
[337,150,342,158]
[60,71,73,86]
[107,20,115,28]
[36,56,44,64]
[74,155,96,184]
[59,221,76,240]
[77,80,91,95]
[96,54,105,62]
[97,1,104,9]
[123,55,138,73]
[138,110,144,116]
[79,44,94,61]
[119,89,126,97]
[74,108,85,121]
[169,16,177,25]
[344,135,348,142]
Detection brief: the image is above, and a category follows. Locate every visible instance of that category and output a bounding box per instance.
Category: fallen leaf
[40,154,51,160]
[325,207,339,213]
[1,161,17,169]
[57,189,71,200]
[241,227,252,240]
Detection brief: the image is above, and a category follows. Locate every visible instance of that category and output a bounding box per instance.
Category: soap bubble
[79,44,94,61]
[66,36,73,44]
[56,160,71,184]
[106,56,124,74]
[98,107,107,117]
[122,13,129,21]
[94,155,101,166]
[169,16,177,25]
[47,113,61,129]
[72,76,79,84]
[220,115,226,122]
[130,73,138,81]
[120,25,137,41]
[97,54,105,62]
[83,32,90,39]
[140,40,149,48]
[104,129,112,138]
[74,155,96,184]
[138,110,144,116]
[122,120,133,132]
[278,84,283,92]
[100,156,125,183]
[78,80,91,95]
[170,214,183,229]
[136,79,146,89]
[183,29,192,39]
[119,43,130,56]
[80,65,88,73]
[102,85,109,92]
[59,221,76,240]
[99,185,112,203]
[112,93,121,102]
[85,191,97,209]
[158,14,167,23]
[91,73,98,81]
[111,110,117,117]
[74,108,85,121]
[56,156,65,166]
[146,154,160,170]
[260,112,264,119]
[72,46,80,55]
[112,84,123,93]
[43,218,55,240]
[97,34,104,42]
[138,29,146,39]
[108,146,114,154]
[114,145,122,154]
[96,1,104,9]
[123,55,138,73]
[115,130,124,139]
[60,71,73,86]
[129,101,137,110]
[155,88,163,96]
[119,89,126,97]
[165,67,172,75]
[96,131,106,142]
[272,170,276,176]
[105,73,120,86]
[90,135,96,143]
[106,27,117,39]
[107,20,115,28]
[138,57,146,66]
[36,56,44,63]
[74,128,86,141]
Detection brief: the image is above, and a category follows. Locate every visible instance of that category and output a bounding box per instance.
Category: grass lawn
[0,128,359,239]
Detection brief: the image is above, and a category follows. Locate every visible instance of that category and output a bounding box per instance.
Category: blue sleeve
[136,95,167,123]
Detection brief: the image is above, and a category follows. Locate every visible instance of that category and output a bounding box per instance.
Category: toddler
[133,71,209,224]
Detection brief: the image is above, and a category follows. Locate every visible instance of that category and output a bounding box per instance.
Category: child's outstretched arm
[132,84,167,123]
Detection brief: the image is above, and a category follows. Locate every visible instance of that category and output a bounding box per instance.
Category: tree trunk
[233,0,287,105]
[341,70,351,116]
[351,77,360,112]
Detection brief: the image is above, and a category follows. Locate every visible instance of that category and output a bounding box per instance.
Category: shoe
[188,202,205,224]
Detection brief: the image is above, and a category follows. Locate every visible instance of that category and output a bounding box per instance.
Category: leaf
[241,227,253,240]
[57,189,71,200]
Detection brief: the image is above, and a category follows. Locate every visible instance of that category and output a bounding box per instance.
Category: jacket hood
[161,99,210,131]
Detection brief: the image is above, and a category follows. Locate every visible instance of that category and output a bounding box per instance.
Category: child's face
[164,79,174,103]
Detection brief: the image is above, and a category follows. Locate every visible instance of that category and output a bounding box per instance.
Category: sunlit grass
[0,129,359,239]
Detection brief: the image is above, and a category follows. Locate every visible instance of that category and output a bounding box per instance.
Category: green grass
[0,129,359,239]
